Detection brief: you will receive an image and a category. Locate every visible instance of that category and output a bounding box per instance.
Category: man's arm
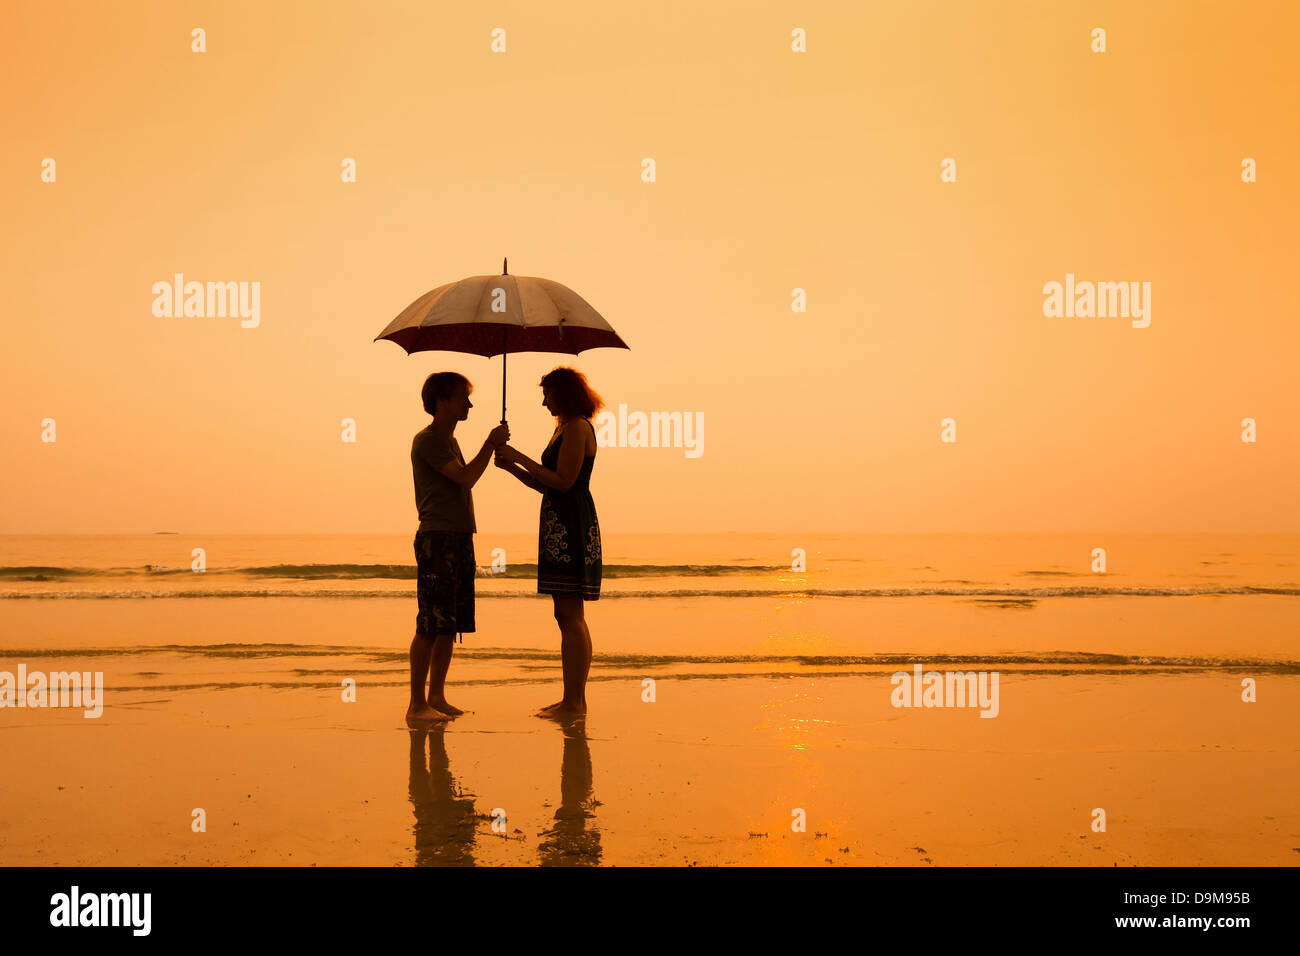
[435,425,510,489]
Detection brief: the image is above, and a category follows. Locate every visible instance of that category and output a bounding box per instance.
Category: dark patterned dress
[537,419,602,600]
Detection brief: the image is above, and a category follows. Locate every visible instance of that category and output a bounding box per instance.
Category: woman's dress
[537,419,602,600]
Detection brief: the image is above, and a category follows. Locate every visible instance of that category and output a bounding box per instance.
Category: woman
[494,367,603,719]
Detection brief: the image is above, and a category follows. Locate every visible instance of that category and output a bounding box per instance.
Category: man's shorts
[414,529,475,640]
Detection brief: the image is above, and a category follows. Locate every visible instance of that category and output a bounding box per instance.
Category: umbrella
[375,258,629,423]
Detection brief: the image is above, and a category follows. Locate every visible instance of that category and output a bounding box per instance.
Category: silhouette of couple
[405,367,603,725]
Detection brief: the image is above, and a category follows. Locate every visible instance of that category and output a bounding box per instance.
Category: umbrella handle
[500,326,507,425]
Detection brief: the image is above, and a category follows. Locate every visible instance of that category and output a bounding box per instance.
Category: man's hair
[539,366,604,419]
[421,372,472,415]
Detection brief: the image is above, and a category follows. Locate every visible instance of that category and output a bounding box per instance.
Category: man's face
[439,384,472,421]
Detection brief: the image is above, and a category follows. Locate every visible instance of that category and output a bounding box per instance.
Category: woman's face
[542,386,557,415]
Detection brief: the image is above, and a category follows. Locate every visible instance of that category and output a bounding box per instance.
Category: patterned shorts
[414,530,475,639]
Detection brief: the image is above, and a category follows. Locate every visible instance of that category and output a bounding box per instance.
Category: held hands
[494,443,521,468]
[488,423,510,447]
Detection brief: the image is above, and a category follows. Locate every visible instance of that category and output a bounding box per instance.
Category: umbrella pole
[500,325,507,424]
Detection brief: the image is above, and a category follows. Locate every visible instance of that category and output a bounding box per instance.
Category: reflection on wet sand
[538,718,602,866]
[408,726,478,866]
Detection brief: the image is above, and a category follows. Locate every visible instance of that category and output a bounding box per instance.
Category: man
[406,371,508,724]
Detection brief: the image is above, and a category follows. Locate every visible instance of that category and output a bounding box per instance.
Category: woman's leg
[539,594,591,715]
[563,599,592,706]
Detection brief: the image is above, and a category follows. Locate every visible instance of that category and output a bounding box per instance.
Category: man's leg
[427,632,463,715]
[407,630,450,721]
[408,529,452,723]
[427,532,473,716]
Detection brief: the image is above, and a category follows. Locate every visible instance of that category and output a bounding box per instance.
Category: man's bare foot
[536,700,567,714]
[536,701,586,720]
[427,698,466,716]
[405,704,451,725]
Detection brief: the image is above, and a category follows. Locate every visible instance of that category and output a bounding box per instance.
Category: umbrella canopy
[375,259,629,423]
[375,258,629,357]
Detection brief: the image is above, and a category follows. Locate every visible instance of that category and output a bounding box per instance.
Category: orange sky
[2,0,1297,534]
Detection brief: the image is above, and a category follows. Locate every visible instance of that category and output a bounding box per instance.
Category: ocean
[1,533,1296,687]
[3,532,1297,599]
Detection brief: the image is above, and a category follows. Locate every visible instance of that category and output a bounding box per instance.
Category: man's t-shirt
[412,425,476,533]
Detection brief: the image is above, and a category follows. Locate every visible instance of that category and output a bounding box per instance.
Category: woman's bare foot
[405,703,451,725]
[536,699,567,714]
[427,697,466,716]
[536,701,586,720]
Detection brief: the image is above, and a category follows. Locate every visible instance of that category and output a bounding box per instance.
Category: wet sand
[1,626,1296,865]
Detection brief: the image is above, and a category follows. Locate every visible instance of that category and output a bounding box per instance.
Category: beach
[1,533,1297,866]
[5,0,1300,885]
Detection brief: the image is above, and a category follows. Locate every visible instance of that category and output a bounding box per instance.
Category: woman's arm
[495,458,547,494]
[500,423,586,493]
